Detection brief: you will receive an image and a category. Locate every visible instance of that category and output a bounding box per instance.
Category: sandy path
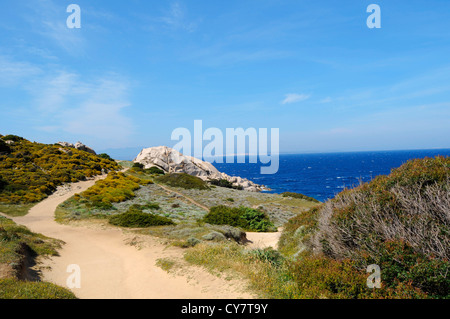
[245,229,282,250]
[4,176,253,299]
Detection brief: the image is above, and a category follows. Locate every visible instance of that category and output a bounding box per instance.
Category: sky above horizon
[1,0,449,158]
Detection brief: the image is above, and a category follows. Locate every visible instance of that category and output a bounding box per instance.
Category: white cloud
[159,1,198,32]
[281,93,311,105]
[31,72,134,147]
[0,56,42,86]
[320,97,333,103]
[25,0,85,55]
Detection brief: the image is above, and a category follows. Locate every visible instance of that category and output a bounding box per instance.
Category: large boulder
[134,146,264,192]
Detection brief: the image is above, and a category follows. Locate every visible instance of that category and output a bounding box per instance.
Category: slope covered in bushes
[279,156,450,298]
[0,135,120,205]
[0,216,76,299]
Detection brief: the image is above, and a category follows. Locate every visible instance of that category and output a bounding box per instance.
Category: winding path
[3,176,253,299]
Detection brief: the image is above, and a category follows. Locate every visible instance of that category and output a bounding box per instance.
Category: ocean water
[212,149,450,202]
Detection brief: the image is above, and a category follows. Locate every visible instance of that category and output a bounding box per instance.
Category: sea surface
[212,149,450,202]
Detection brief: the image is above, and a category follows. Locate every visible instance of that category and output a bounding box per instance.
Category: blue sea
[212,149,450,202]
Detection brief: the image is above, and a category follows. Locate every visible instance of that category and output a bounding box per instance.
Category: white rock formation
[134,146,265,192]
[57,141,97,155]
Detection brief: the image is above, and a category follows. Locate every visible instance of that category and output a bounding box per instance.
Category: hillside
[0,134,120,215]
[0,215,76,299]
[278,155,449,298]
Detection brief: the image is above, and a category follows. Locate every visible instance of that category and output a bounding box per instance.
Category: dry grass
[313,180,450,261]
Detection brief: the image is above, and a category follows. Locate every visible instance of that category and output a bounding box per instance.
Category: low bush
[146,166,165,175]
[98,153,113,161]
[156,173,210,190]
[203,205,276,232]
[209,179,243,190]
[0,139,11,154]
[1,135,24,142]
[132,162,144,169]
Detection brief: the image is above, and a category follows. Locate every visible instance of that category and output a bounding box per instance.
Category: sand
[4,175,255,299]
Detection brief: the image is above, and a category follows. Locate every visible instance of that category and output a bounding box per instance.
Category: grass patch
[156,258,177,272]
[0,216,62,266]
[0,203,35,217]
[0,216,75,299]
[0,278,76,299]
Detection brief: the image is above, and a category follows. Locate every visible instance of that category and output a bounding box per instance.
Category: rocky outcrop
[134,146,265,192]
[57,141,96,155]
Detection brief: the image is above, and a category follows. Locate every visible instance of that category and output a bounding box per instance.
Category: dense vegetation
[281,192,320,203]
[73,172,152,210]
[209,179,243,190]
[0,216,76,299]
[0,135,120,205]
[155,173,210,190]
[130,163,165,176]
[203,205,276,232]
[109,204,175,228]
[278,156,450,298]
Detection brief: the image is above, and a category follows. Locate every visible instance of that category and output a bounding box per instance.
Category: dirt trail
[4,176,253,299]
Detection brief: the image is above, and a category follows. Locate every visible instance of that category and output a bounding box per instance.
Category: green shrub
[0,174,7,191]
[287,253,428,299]
[362,240,450,298]
[1,135,24,142]
[249,247,285,267]
[146,166,165,175]
[203,205,275,232]
[0,139,11,154]
[132,162,144,169]
[156,173,210,190]
[98,153,113,161]
[209,179,243,190]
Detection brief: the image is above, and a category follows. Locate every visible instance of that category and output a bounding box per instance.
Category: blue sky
[1,0,449,158]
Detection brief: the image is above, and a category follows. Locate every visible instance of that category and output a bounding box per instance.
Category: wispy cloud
[24,0,85,55]
[159,1,198,32]
[320,97,333,103]
[0,56,42,86]
[31,72,134,146]
[281,93,311,105]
